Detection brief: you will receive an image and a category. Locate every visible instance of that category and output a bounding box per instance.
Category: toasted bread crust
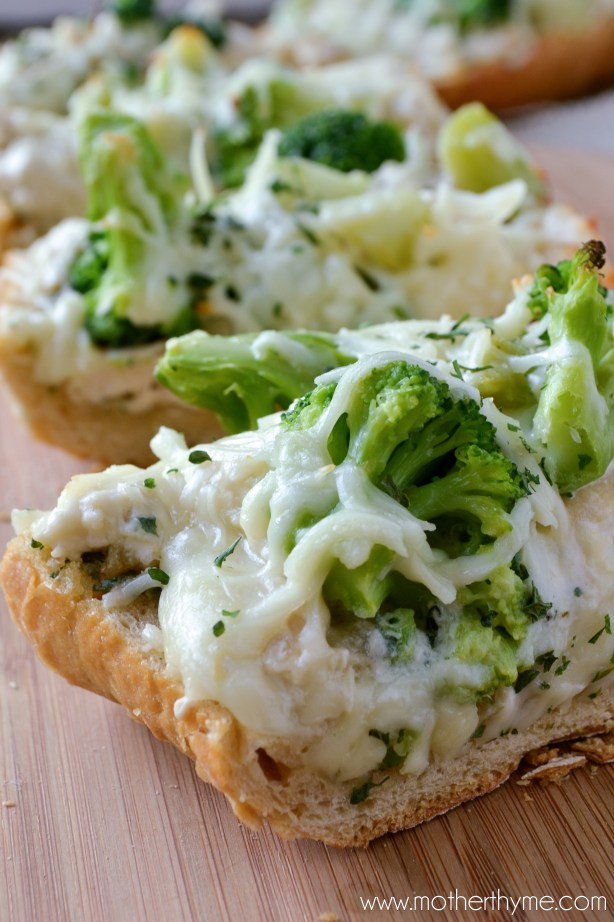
[2,535,612,847]
[0,254,223,465]
[436,16,614,111]
[0,337,222,467]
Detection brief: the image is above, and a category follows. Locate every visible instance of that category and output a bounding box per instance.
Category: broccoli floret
[325,546,396,619]
[531,241,614,491]
[211,79,331,189]
[278,110,406,174]
[284,361,527,624]
[374,608,416,663]
[439,557,556,696]
[452,614,518,695]
[286,361,526,554]
[281,380,338,431]
[72,112,195,348]
[527,241,608,320]
[406,444,526,543]
[79,111,178,224]
[211,87,271,189]
[69,231,110,295]
[110,0,156,25]
[156,330,351,433]
[454,0,511,32]
[458,565,535,643]
[279,357,551,701]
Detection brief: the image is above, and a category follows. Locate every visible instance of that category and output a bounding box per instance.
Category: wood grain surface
[1,148,613,922]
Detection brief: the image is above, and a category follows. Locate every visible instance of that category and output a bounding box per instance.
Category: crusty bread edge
[2,535,612,847]
[0,331,222,468]
[436,15,614,111]
[266,15,614,111]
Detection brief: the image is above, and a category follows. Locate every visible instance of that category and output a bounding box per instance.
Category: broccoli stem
[74,112,192,347]
[156,330,352,433]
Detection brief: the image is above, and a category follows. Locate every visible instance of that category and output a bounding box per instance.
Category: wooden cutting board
[1,148,613,922]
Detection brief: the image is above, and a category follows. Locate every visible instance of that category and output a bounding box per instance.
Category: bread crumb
[2,801,16,808]
[571,732,614,764]
[517,754,586,786]
[524,746,560,767]
[318,913,339,922]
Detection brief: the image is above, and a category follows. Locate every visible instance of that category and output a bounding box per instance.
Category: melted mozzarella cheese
[18,353,614,781]
[268,0,614,77]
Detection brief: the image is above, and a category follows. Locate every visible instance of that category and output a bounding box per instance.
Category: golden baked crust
[0,260,222,465]
[2,534,612,847]
[436,15,614,110]
[0,339,222,466]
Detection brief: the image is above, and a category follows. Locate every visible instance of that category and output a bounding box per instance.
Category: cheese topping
[18,349,614,782]
[1,149,588,393]
[268,0,614,77]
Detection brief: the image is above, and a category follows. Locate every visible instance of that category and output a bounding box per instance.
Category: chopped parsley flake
[349,776,389,805]
[144,478,156,489]
[296,222,318,245]
[355,266,380,291]
[137,516,158,536]
[592,666,614,683]
[188,450,211,464]
[30,539,44,549]
[147,566,169,585]
[214,536,242,568]
[451,360,464,380]
[588,614,611,644]
[470,724,485,740]
[212,620,225,637]
[514,669,539,693]
[536,650,556,672]
[554,655,571,676]
[574,587,583,597]
[368,728,414,769]
[270,178,293,194]
[222,609,240,618]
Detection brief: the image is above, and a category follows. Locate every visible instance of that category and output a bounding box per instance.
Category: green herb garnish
[188,450,212,464]
[137,516,158,535]
[147,566,169,585]
[588,614,611,644]
[349,776,389,805]
[214,537,242,568]
[514,669,539,693]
